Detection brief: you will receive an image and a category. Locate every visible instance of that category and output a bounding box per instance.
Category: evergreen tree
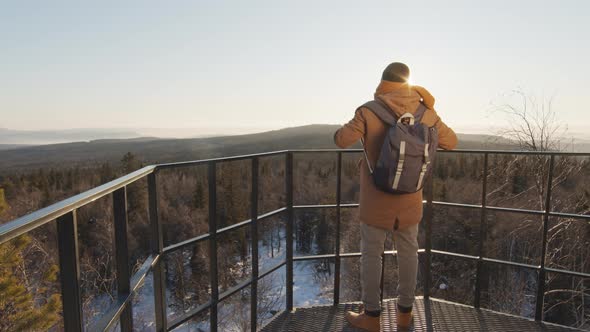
[193,181,205,209]
[99,162,115,183]
[121,152,142,174]
[121,152,147,212]
[511,174,527,194]
[0,195,61,331]
[0,189,7,215]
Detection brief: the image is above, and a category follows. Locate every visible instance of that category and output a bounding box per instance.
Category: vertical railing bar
[57,210,84,332]
[535,154,555,321]
[423,164,434,300]
[148,172,167,331]
[379,252,385,303]
[113,187,133,331]
[208,162,219,331]
[474,153,489,308]
[333,152,342,306]
[286,152,294,311]
[250,157,259,331]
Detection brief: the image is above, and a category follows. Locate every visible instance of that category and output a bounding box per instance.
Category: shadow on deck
[260,297,580,332]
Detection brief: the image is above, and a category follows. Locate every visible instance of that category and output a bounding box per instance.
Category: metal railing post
[286,152,294,311]
[57,210,84,332]
[535,154,555,321]
[208,162,219,331]
[333,152,342,306]
[250,157,259,331]
[423,171,434,300]
[113,187,133,331]
[148,172,167,331]
[379,252,385,303]
[474,153,489,308]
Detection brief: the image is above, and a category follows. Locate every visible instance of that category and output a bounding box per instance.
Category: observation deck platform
[260,297,581,332]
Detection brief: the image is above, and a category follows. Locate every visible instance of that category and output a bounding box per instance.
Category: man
[334,62,457,331]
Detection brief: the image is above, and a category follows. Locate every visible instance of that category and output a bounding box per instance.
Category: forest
[0,147,588,331]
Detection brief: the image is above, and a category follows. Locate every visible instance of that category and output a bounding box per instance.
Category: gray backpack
[360,100,438,194]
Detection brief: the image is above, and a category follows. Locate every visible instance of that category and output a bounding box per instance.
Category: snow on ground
[87,226,335,331]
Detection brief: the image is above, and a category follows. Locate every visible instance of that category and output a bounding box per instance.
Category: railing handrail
[156,150,289,170]
[0,165,156,244]
[285,148,590,156]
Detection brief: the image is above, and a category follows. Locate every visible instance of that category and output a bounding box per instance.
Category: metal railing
[1,149,589,331]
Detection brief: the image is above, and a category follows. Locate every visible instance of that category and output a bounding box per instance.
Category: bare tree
[493,88,565,152]
[489,89,589,328]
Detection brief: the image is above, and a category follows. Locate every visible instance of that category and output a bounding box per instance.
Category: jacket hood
[374,80,436,117]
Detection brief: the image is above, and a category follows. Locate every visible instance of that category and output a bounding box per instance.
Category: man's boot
[345,309,380,332]
[396,304,413,329]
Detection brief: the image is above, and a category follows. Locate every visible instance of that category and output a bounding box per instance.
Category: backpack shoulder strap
[414,102,428,122]
[413,102,428,123]
[358,100,397,126]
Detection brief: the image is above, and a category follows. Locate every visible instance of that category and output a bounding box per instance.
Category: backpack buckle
[398,113,415,125]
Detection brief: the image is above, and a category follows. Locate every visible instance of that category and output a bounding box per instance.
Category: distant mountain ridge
[0,144,32,151]
[0,127,273,145]
[0,128,142,145]
[0,124,586,173]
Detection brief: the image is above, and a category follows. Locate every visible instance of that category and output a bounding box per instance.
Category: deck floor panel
[260,298,580,331]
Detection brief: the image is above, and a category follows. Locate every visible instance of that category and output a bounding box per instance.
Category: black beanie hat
[382,62,410,83]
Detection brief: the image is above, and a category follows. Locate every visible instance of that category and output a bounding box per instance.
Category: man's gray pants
[361,222,419,311]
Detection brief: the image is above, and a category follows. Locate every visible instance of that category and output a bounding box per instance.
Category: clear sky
[1,1,589,136]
